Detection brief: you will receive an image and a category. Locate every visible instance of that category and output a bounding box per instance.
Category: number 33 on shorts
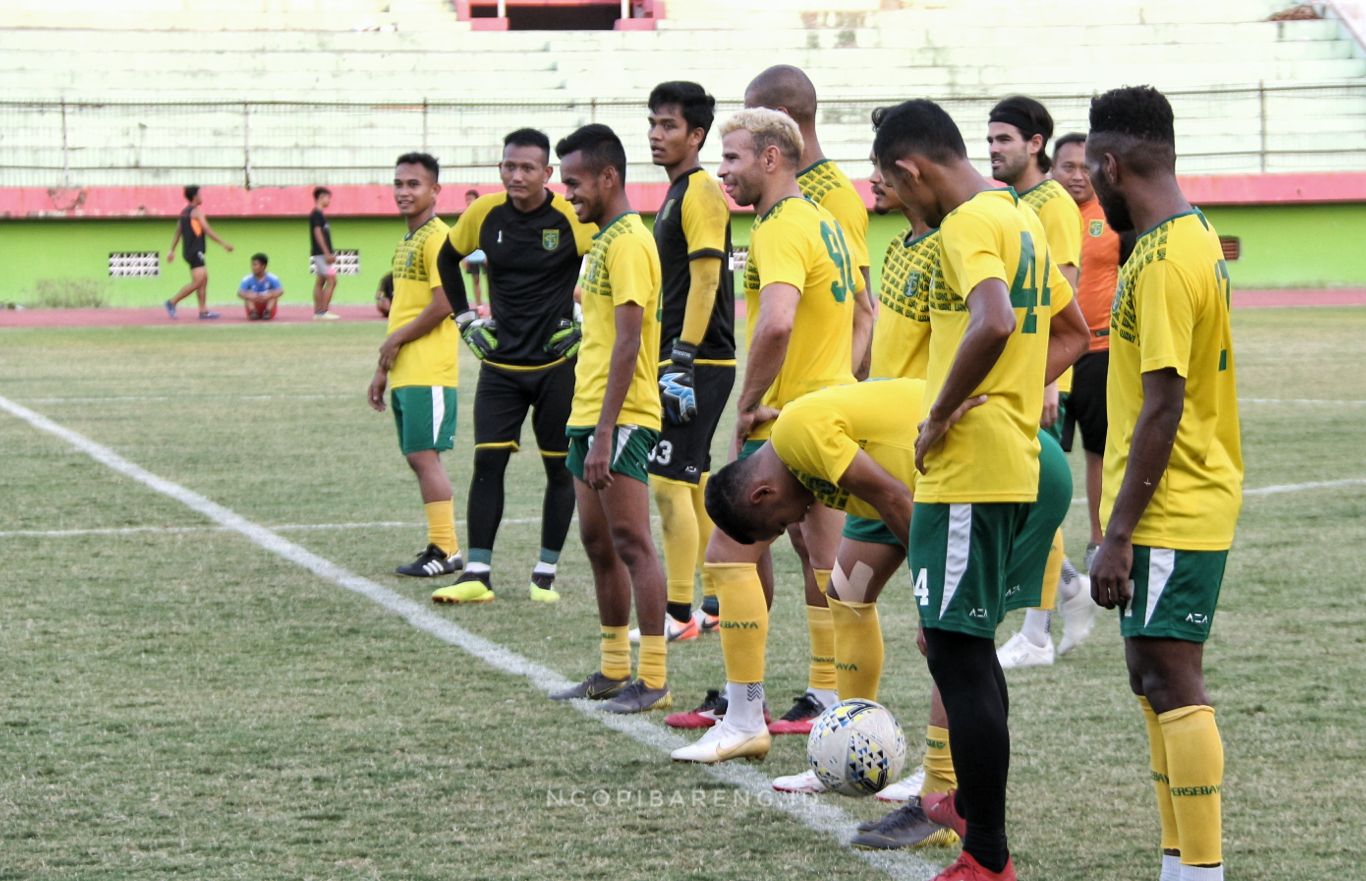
[648,439,673,466]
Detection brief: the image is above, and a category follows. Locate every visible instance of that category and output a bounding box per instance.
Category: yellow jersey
[798,159,870,270]
[869,225,938,381]
[919,188,1071,503]
[742,195,861,439]
[1103,210,1243,550]
[1021,178,1083,393]
[569,212,663,432]
[771,378,925,521]
[388,215,456,389]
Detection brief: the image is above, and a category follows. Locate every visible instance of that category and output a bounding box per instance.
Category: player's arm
[914,279,1014,472]
[1090,368,1184,609]
[657,255,722,424]
[838,452,914,546]
[198,210,234,252]
[167,224,181,261]
[583,302,645,489]
[313,223,333,261]
[851,278,874,380]
[1046,294,1088,385]
[734,283,799,444]
[378,285,452,371]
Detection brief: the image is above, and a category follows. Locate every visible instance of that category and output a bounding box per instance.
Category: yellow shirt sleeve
[752,214,809,292]
[942,207,1008,300]
[450,197,495,256]
[1041,198,1083,268]
[425,226,445,292]
[771,399,861,489]
[1135,261,1197,378]
[681,177,729,260]
[821,186,870,270]
[605,233,656,308]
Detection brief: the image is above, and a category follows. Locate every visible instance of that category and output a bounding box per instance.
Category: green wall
[1,202,1362,307]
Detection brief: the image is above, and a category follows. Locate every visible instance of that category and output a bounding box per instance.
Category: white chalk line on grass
[0,391,938,881]
[1067,476,1366,506]
[0,518,538,540]
[1240,398,1366,405]
[16,392,354,405]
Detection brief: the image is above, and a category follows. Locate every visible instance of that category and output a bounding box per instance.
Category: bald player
[737,63,876,736]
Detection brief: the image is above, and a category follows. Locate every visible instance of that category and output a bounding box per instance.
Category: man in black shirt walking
[310,187,339,320]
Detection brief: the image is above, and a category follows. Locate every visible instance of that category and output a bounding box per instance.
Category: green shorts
[566,425,660,485]
[739,438,765,461]
[842,514,904,548]
[391,386,457,455]
[1120,545,1228,642]
[909,501,1031,638]
[1003,431,1074,611]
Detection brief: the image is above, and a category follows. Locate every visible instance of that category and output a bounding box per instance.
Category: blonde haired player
[671,107,864,763]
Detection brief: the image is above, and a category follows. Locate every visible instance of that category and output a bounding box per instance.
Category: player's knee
[541,454,571,484]
[609,527,654,570]
[473,447,512,478]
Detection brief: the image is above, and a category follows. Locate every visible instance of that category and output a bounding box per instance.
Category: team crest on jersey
[1089,219,1104,237]
[542,229,560,251]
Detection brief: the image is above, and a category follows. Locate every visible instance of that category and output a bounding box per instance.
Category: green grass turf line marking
[0,390,944,881]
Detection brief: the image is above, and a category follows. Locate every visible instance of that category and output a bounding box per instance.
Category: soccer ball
[806,698,907,797]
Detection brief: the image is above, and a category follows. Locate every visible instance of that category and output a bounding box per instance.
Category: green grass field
[2,308,1363,881]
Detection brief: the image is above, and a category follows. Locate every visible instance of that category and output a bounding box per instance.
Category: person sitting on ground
[238,253,285,321]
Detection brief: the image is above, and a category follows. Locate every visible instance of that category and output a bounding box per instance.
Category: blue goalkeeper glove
[544,317,582,360]
[659,340,698,425]
[455,310,498,360]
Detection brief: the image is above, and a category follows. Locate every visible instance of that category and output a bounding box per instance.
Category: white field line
[0,518,537,540]
[0,392,939,881]
[1240,398,1366,405]
[1068,476,1366,506]
[17,393,353,404]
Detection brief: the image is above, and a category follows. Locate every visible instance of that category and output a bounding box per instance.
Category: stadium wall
[1,205,1362,308]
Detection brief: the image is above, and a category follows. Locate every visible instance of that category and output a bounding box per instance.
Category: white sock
[808,687,837,710]
[1021,609,1052,646]
[1160,854,1182,881]
[1180,865,1223,881]
[465,562,491,576]
[533,561,556,577]
[725,681,766,732]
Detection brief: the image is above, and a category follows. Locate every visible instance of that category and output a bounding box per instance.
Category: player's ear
[892,156,921,183]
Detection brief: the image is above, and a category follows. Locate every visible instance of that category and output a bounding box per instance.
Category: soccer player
[1052,132,1137,568]
[734,65,875,733]
[310,186,340,320]
[375,272,393,318]
[636,80,735,643]
[987,95,1092,668]
[1086,85,1242,881]
[237,252,284,321]
[165,185,233,320]
[431,129,595,605]
[670,108,861,763]
[873,99,1087,881]
[546,124,672,714]
[367,152,462,580]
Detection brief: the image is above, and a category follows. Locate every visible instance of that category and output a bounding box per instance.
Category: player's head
[251,252,268,274]
[648,81,716,169]
[987,95,1054,184]
[705,452,813,545]
[500,128,553,203]
[744,65,817,128]
[1086,86,1177,233]
[313,186,331,207]
[393,152,441,218]
[375,271,394,318]
[1051,132,1092,204]
[872,99,967,228]
[868,107,905,215]
[555,124,627,225]
[464,188,479,206]
[717,108,803,208]
[183,185,201,205]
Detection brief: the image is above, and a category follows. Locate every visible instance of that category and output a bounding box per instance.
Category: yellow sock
[637,634,667,689]
[921,725,957,795]
[1140,696,1181,853]
[652,476,699,606]
[828,596,882,700]
[424,500,458,558]
[807,568,837,692]
[700,564,718,607]
[691,474,715,575]
[1038,527,1064,611]
[708,563,767,683]
[1161,704,1224,866]
[599,625,630,680]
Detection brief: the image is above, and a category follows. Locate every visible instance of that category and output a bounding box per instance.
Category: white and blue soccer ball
[806,698,907,797]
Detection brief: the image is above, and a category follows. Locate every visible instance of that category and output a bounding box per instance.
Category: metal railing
[1,81,1362,189]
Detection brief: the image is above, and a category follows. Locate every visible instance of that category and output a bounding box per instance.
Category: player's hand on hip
[544,317,582,360]
[1041,383,1059,428]
[367,369,388,413]
[914,415,950,474]
[1089,536,1134,610]
[456,310,498,360]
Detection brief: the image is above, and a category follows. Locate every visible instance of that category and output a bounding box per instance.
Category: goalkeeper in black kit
[432,127,598,605]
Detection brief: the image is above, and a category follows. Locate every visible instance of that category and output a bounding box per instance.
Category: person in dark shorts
[432,129,596,605]
[310,186,339,320]
[165,185,234,320]
[640,81,736,644]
